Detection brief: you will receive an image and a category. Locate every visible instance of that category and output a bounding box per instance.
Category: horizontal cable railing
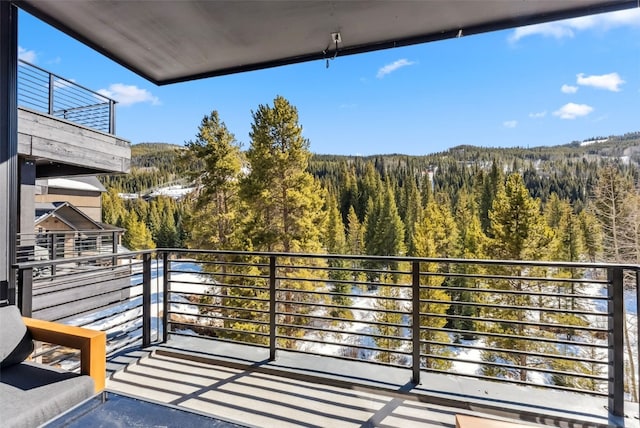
[13,249,639,417]
[17,59,116,134]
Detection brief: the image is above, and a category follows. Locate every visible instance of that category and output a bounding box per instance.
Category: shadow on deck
[106,337,639,428]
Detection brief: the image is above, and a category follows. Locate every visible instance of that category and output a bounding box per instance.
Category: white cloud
[509,8,640,42]
[503,120,518,128]
[561,84,578,94]
[97,83,160,106]
[18,46,36,63]
[529,111,547,119]
[553,103,593,119]
[376,59,415,78]
[576,72,625,92]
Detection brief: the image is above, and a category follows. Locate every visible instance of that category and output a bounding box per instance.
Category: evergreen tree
[363,182,406,283]
[373,281,406,365]
[478,161,502,235]
[122,211,156,250]
[413,194,454,370]
[101,188,127,226]
[325,194,353,318]
[483,172,553,381]
[402,176,422,256]
[447,190,487,339]
[346,206,364,256]
[578,209,602,263]
[488,173,552,261]
[241,96,327,349]
[182,110,243,250]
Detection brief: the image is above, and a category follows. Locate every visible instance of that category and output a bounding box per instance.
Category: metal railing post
[50,233,56,276]
[412,260,421,384]
[112,231,118,266]
[109,99,116,134]
[48,73,54,115]
[17,267,32,317]
[607,267,624,417]
[269,255,277,361]
[162,251,169,343]
[142,252,152,347]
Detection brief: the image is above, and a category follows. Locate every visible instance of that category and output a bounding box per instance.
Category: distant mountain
[109,132,640,194]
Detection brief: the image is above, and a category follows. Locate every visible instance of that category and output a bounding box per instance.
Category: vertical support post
[142,252,152,347]
[112,231,118,266]
[109,100,116,134]
[50,234,57,276]
[0,2,18,304]
[17,268,32,317]
[269,255,277,361]
[607,267,624,417]
[48,73,54,115]
[162,251,169,343]
[411,261,421,384]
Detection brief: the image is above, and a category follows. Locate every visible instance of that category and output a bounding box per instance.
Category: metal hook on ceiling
[324,32,342,69]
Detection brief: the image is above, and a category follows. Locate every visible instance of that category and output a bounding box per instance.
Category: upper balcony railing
[16,230,122,275]
[12,249,640,419]
[17,59,116,134]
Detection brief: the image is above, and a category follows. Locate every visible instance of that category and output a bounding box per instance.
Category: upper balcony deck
[17,60,130,177]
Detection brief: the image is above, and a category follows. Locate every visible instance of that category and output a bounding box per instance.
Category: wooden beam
[23,317,106,393]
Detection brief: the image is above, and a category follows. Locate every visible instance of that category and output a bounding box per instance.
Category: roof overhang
[16,1,638,85]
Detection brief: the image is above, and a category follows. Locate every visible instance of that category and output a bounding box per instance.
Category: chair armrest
[23,317,106,393]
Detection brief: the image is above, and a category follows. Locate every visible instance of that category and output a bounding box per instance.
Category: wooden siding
[18,107,130,174]
[36,194,102,222]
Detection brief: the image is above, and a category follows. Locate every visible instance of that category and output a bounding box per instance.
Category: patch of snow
[580,138,608,146]
[44,178,103,192]
[148,185,195,199]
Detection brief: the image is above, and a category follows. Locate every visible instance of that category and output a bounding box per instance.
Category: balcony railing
[17,59,116,134]
[12,249,640,419]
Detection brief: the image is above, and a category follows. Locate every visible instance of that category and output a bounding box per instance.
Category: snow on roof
[37,177,106,192]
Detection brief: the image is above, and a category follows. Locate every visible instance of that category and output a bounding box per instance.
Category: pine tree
[346,206,364,256]
[101,188,127,226]
[240,96,327,349]
[363,182,406,283]
[578,209,602,263]
[413,194,454,370]
[325,193,353,319]
[483,173,553,381]
[183,110,243,251]
[447,190,487,339]
[373,280,406,365]
[402,176,422,256]
[122,211,156,250]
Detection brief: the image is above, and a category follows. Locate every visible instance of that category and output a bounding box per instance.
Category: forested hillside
[100,130,640,263]
[99,98,638,400]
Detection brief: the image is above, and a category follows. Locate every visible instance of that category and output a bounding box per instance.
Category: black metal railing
[17,230,121,265]
[17,59,116,134]
[15,251,158,361]
[12,249,639,418]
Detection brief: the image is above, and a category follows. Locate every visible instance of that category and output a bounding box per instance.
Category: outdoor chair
[0,304,106,428]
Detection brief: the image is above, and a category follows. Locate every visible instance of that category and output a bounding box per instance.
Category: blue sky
[18,7,640,155]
